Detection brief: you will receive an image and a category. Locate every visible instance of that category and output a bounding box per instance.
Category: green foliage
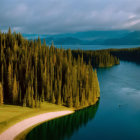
[0,30,100,108]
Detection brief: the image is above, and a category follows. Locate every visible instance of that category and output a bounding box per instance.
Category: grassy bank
[14,98,99,140]
[0,98,99,140]
[14,111,74,140]
[0,102,73,134]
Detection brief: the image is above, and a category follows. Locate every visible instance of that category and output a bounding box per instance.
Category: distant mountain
[22,30,140,45]
[104,31,140,45]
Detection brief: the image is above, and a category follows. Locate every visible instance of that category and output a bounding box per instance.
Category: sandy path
[0,110,73,140]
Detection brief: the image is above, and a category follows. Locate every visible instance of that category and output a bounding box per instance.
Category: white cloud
[123,19,140,28]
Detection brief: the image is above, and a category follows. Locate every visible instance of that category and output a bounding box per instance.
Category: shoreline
[15,99,100,140]
[0,110,74,140]
[0,99,99,140]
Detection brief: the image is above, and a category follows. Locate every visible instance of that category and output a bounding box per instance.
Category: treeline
[72,47,140,67]
[26,102,99,140]
[0,29,100,108]
[72,50,120,68]
[110,47,140,63]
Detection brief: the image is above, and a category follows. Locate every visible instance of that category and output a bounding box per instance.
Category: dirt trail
[0,110,73,140]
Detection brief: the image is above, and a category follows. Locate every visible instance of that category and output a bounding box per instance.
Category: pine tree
[92,70,100,103]
[23,96,26,107]
[0,83,4,105]
[51,92,56,104]
[41,88,45,102]
[13,41,18,52]
[19,88,22,104]
[8,63,13,99]
[12,75,18,104]
[94,70,100,98]
[8,27,12,35]
[75,87,79,108]
[81,89,86,106]
[26,85,32,107]
[31,87,35,108]
[67,89,73,107]
[1,64,4,85]
[57,81,61,105]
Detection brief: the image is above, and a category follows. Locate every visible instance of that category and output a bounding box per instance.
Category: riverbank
[16,101,99,140]
[0,102,73,134]
[0,110,74,140]
[0,99,99,140]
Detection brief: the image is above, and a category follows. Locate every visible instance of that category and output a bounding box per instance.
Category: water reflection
[26,102,99,140]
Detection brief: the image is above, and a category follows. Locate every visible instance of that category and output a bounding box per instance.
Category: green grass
[0,102,72,134]
[0,100,98,140]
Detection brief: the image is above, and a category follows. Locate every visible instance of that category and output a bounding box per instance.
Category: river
[26,60,140,140]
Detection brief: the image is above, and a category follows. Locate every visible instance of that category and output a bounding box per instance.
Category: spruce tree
[8,63,13,100]
[51,92,56,104]
[0,83,4,105]
[57,81,61,105]
[19,88,22,104]
[31,87,35,108]
[75,87,79,108]
[41,88,45,102]
[12,75,18,104]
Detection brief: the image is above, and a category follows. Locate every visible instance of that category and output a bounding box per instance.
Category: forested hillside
[0,29,100,108]
[72,50,120,67]
[110,47,140,63]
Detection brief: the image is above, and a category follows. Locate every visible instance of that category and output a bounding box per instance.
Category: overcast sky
[0,0,140,34]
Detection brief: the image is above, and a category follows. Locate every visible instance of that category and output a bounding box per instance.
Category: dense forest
[72,50,120,67]
[0,29,100,108]
[72,47,140,67]
[110,47,140,63]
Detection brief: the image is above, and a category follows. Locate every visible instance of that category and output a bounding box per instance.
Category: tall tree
[0,83,4,105]
[12,75,18,104]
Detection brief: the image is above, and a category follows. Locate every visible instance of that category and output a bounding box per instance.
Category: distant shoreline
[0,110,74,140]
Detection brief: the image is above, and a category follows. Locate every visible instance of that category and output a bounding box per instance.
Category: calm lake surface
[26,60,140,140]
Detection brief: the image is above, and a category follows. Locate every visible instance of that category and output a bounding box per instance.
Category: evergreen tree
[23,96,26,107]
[75,87,79,108]
[19,88,22,104]
[31,87,35,108]
[51,92,56,104]
[67,89,73,107]
[57,81,61,105]
[8,63,13,100]
[12,75,18,104]
[0,83,4,105]
[41,88,45,102]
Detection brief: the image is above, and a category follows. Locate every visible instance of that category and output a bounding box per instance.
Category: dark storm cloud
[0,0,140,33]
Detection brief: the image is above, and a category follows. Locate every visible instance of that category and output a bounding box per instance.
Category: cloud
[123,19,140,28]
[0,0,140,33]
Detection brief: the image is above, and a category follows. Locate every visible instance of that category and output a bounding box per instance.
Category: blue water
[26,61,140,140]
[55,45,140,50]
